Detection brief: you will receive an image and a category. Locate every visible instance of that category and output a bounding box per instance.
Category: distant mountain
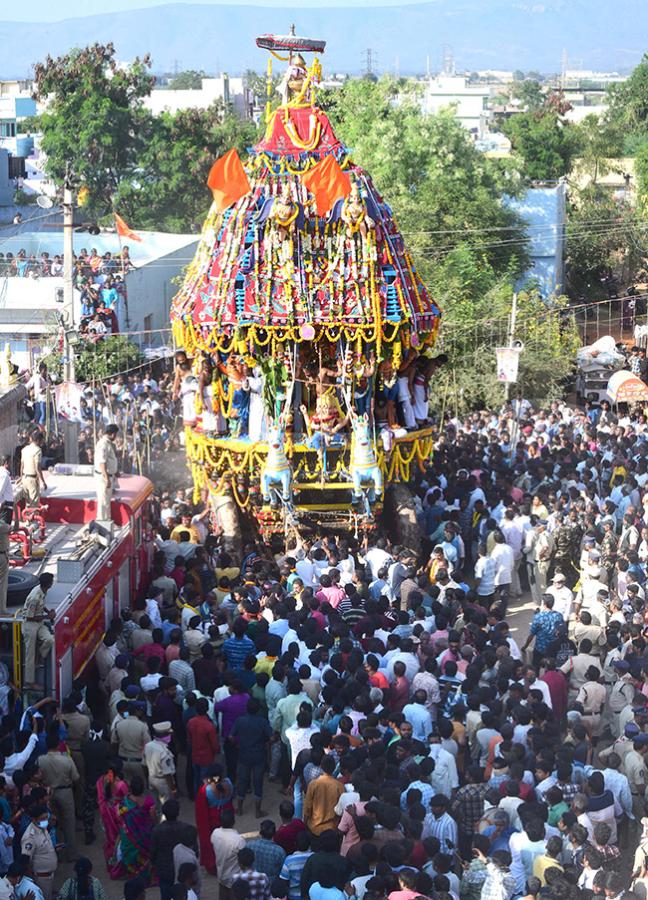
[0,0,646,79]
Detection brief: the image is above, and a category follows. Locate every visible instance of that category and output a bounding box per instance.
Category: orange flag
[301,155,351,217]
[207,149,251,213]
[114,213,142,243]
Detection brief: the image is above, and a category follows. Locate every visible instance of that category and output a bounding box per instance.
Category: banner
[496,346,522,383]
[55,381,84,422]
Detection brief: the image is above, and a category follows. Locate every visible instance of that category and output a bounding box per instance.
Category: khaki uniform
[21,822,58,900]
[143,737,176,803]
[94,436,118,521]
[21,586,54,684]
[0,522,9,615]
[623,748,648,822]
[114,716,150,783]
[37,751,79,860]
[532,531,555,604]
[20,443,43,506]
[62,710,90,817]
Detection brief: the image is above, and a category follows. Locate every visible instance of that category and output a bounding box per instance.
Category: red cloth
[133,642,166,669]
[187,714,219,766]
[207,149,251,213]
[273,818,307,855]
[256,107,344,156]
[194,784,232,874]
[541,669,568,721]
[390,676,410,713]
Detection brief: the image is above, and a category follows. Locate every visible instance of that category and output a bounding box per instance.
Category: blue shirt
[281,850,313,900]
[530,609,564,652]
[223,634,256,670]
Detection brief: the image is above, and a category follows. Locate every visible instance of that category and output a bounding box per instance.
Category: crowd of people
[6,391,648,900]
[0,247,134,339]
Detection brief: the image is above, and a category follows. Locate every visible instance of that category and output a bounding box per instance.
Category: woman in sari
[194,764,234,875]
[117,775,157,883]
[96,762,129,879]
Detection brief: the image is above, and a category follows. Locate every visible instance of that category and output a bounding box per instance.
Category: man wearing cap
[113,701,150,783]
[545,573,573,622]
[608,661,637,737]
[94,423,119,521]
[622,736,648,824]
[20,805,58,900]
[143,722,177,804]
[37,732,79,860]
[426,794,458,855]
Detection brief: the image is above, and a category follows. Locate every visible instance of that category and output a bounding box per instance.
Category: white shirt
[545,585,573,621]
[0,468,13,507]
[362,547,392,580]
[490,543,515,586]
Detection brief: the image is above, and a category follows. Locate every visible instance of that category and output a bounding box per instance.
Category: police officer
[61,696,90,819]
[94,424,119,522]
[37,732,79,860]
[114,701,150,784]
[143,721,177,804]
[21,805,58,900]
[21,573,55,688]
[20,431,46,506]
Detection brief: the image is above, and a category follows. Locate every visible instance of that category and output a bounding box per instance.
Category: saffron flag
[301,155,351,216]
[207,149,251,213]
[115,213,142,243]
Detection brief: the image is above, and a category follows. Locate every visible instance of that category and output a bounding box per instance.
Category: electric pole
[62,175,79,464]
[504,291,518,403]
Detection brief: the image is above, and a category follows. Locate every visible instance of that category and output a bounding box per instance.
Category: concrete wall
[0,384,26,457]
[123,243,198,342]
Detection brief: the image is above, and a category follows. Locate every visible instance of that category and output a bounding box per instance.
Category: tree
[32,43,155,211]
[566,186,639,294]
[321,77,528,280]
[168,69,205,90]
[75,336,143,383]
[427,249,579,411]
[511,79,545,112]
[573,113,624,183]
[501,94,580,182]
[607,54,648,138]
[113,102,258,232]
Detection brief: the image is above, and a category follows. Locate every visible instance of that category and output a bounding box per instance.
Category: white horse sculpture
[261,423,293,505]
[350,414,383,504]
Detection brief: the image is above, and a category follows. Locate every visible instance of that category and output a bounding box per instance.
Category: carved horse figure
[261,423,293,504]
[350,415,383,504]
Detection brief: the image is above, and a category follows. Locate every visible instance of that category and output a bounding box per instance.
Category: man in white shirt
[474,543,496,602]
[490,532,515,605]
[545,572,573,621]
[362,539,392,580]
[501,509,524,596]
[0,458,13,513]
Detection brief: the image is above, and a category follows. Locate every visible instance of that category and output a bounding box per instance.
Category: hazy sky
[2,0,430,21]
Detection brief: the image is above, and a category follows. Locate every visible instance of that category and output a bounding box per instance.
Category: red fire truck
[2,469,154,698]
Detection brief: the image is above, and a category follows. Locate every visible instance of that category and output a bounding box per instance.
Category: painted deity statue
[350,414,383,504]
[341,183,375,240]
[261,422,293,505]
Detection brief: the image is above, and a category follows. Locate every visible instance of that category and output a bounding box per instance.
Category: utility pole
[62,177,79,464]
[504,291,518,403]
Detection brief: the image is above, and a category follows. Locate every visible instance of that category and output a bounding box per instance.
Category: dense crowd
[0,247,134,339]
[7,392,648,900]
[21,363,182,476]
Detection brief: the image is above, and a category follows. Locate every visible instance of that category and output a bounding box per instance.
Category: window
[0,122,16,138]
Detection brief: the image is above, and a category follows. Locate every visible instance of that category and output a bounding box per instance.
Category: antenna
[362,48,377,78]
[561,47,568,87]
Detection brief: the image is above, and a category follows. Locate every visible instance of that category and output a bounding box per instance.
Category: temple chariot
[170,30,442,547]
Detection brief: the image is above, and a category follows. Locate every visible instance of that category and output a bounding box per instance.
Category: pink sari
[97,774,129,878]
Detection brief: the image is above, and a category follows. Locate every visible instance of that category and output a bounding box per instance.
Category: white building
[420,75,492,136]
[0,230,198,370]
[0,81,37,157]
[144,75,253,118]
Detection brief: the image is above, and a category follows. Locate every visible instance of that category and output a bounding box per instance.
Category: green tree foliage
[573,113,624,183]
[321,77,527,280]
[323,77,576,407]
[502,92,580,181]
[429,249,578,410]
[32,43,155,210]
[114,102,257,232]
[511,79,545,112]
[168,69,205,90]
[75,336,143,383]
[566,186,638,294]
[608,55,648,139]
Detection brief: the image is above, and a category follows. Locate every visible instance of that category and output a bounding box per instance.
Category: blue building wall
[504,182,566,298]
